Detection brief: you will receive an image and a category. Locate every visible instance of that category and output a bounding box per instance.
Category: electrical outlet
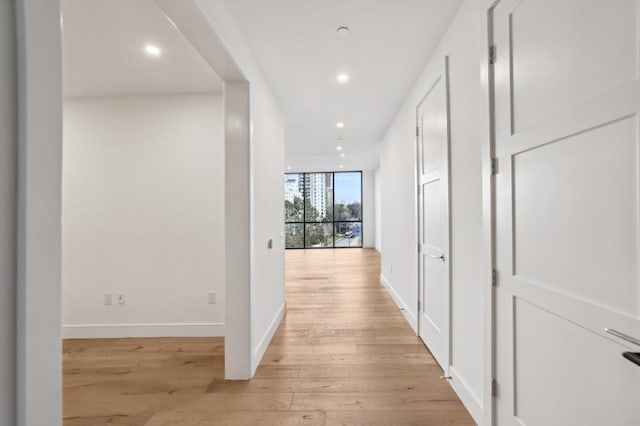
[208,292,216,305]
[117,292,125,305]
[104,292,112,306]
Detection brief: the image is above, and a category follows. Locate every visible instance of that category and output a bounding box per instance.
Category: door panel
[512,117,638,315]
[421,78,447,174]
[508,0,637,133]
[417,57,451,372]
[493,0,640,424]
[513,298,639,426]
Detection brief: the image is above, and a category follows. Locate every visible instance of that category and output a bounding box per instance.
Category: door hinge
[418,243,421,253]
[489,45,496,65]
[416,126,420,137]
[491,158,499,175]
[492,269,498,287]
[492,379,498,397]
[418,300,421,311]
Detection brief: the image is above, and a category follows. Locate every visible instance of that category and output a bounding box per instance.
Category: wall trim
[450,366,483,425]
[380,273,417,333]
[252,302,286,374]
[62,322,225,339]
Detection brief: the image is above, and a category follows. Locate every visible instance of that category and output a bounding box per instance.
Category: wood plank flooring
[63,248,474,425]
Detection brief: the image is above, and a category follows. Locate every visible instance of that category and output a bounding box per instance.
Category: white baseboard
[379,273,417,333]
[62,322,225,339]
[450,366,483,425]
[251,302,286,374]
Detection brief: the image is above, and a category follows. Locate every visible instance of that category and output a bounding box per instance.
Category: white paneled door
[492,0,640,424]
[417,57,451,373]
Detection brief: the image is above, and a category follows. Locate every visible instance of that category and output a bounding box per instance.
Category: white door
[417,57,451,373]
[492,0,640,424]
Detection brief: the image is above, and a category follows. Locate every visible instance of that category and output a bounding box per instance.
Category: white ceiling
[62,0,223,97]
[224,0,464,169]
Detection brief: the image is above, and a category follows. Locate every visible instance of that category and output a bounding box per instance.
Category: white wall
[247,80,286,366]
[374,167,382,252]
[0,1,16,422]
[192,0,286,374]
[16,0,64,423]
[362,170,375,248]
[378,0,484,422]
[62,93,225,338]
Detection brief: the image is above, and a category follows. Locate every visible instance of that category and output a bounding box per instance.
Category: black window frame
[285,171,363,249]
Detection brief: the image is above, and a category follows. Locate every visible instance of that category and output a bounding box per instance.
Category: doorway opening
[17,0,254,420]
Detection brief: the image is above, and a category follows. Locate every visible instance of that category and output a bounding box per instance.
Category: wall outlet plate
[208,291,216,305]
[104,292,112,306]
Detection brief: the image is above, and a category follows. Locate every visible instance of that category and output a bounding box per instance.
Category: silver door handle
[605,328,640,347]
[428,254,445,262]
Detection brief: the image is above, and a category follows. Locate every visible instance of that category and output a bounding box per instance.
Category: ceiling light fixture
[336,122,345,129]
[336,146,343,151]
[339,165,344,169]
[287,166,292,171]
[337,73,349,84]
[340,153,345,158]
[337,26,350,36]
[144,45,162,57]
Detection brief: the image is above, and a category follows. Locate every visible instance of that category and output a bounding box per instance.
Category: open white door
[492,0,640,424]
[417,57,451,373]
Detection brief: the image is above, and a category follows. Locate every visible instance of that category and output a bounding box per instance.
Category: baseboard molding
[251,302,286,375]
[62,322,225,339]
[379,273,417,333]
[449,366,483,425]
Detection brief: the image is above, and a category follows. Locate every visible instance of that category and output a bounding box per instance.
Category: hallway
[63,249,473,425]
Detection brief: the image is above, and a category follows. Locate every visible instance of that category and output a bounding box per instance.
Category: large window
[284,171,362,249]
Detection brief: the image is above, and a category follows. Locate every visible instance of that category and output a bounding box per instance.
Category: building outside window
[284,171,362,249]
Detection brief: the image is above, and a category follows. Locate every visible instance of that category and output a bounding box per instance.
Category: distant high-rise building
[284,175,302,202]
[299,173,332,219]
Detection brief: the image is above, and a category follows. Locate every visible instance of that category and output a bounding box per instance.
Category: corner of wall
[251,301,285,374]
[449,366,484,425]
[379,273,417,333]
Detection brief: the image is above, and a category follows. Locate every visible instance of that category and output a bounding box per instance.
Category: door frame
[415,55,452,376]
[15,0,254,423]
[480,1,500,425]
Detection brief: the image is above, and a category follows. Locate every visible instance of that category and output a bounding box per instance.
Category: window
[284,171,362,249]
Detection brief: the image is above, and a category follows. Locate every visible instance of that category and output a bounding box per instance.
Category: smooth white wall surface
[362,170,375,248]
[192,0,286,374]
[16,0,63,423]
[378,0,483,421]
[62,93,225,337]
[374,167,382,252]
[0,1,16,422]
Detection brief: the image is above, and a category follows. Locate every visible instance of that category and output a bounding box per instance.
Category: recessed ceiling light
[337,26,350,36]
[340,153,345,158]
[144,45,162,57]
[336,146,343,151]
[339,165,344,169]
[337,73,349,84]
[287,166,292,171]
[336,122,345,129]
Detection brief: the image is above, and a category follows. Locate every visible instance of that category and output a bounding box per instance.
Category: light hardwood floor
[63,248,474,425]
